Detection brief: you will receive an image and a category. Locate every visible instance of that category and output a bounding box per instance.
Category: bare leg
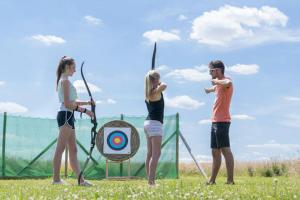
[145,135,152,179]
[67,130,84,183]
[221,147,234,183]
[148,136,162,185]
[53,125,72,182]
[209,148,222,183]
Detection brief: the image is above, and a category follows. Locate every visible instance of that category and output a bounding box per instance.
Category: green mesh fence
[0,112,179,179]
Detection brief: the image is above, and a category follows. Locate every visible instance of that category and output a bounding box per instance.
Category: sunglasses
[209,69,218,73]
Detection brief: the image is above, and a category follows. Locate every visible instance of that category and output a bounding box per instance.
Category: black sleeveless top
[145,93,164,124]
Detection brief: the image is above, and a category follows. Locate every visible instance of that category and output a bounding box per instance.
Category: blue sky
[0,0,299,163]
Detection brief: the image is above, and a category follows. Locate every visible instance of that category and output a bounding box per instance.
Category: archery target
[104,127,131,154]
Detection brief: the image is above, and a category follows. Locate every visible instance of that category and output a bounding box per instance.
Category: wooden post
[64,147,68,178]
[128,158,131,178]
[119,114,124,177]
[106,159,109,178]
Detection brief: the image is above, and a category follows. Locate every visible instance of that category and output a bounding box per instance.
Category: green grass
[0,176,299,199]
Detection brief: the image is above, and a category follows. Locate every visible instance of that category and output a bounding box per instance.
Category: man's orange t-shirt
[212,77,233,122]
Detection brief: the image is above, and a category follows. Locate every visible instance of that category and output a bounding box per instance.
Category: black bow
[151,42,157,70]
[80,61,97,129]
[78,61,98,185]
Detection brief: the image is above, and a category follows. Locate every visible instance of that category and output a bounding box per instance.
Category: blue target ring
[107,130,128,151]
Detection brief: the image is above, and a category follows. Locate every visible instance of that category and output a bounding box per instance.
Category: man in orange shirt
[204,60,234,185]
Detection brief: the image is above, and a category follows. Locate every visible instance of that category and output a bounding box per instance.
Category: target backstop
[0,112,179,179]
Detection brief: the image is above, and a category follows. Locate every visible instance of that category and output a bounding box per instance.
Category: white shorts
[144,120,163,137]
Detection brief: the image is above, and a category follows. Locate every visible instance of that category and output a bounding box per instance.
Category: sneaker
[79,180,93,187]
[225,181,235,185]
[52,179,70,185]
[205,181,216,185]
[148,183,156,187]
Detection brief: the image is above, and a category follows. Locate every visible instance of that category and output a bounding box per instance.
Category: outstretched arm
[204,86,216,94]
[212,78,232,88]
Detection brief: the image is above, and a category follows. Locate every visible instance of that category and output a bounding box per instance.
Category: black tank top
[145,93,164,124]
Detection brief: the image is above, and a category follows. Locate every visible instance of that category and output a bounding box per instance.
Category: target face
[104,127,131,154]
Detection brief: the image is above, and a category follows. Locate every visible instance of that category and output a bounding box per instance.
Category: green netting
[0,113,179,179]
[0,113,4,176]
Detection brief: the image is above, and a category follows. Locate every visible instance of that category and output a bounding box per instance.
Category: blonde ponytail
[144,70,160,102]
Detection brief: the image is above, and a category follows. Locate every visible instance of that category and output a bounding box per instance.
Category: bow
[80,61,97,128]
[78,61,98,185]
[151,42,157,70]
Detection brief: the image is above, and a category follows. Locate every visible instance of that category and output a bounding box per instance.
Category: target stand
[96,120,140,179]
[105,158,131,179]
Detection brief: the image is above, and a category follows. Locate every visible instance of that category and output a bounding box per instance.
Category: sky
[0,0,299,163]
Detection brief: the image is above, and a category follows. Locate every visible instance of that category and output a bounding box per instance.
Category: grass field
[0,175,299,199]
[0,160,299,199]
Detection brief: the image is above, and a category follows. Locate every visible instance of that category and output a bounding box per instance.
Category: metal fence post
[2,112,7,177]
[176,113,179,179]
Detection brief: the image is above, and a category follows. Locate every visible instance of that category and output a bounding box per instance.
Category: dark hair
[209,60,225,74]
[56,56,75,89]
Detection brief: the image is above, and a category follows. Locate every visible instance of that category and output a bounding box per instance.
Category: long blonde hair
[145,70,160,101]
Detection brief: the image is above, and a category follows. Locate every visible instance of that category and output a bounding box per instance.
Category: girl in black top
[144,70,167,186]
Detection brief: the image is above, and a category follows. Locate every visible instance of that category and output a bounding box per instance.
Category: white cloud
[31,34,66,45]
[0,102,28,113]
[165,63,260,82]
[156,65,169,72]
[170,29,181,35]
[107,98,117,104]
[0,81,5,86]
[198,119,211,125]
[84,15,103,25]
[143,29,180,43]
[178,14,188,21]
[247,142,300,151]
[165,95,204,110]
[227,64,259,75]
[73,80,102,93]
[279,114,300,128]
[232,114,255,120]
[166,66,210,82]
[180,154,211,163]
[199,114,255,124]
[96,98,117,105]
[190,5,300,49]
[284,96,300,102]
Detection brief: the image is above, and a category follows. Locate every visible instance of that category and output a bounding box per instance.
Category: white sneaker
[79,180,93,187]
[52,179,70,185]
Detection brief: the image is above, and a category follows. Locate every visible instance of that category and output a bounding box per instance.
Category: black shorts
[211,122,231,149]
[57,111,75,129]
